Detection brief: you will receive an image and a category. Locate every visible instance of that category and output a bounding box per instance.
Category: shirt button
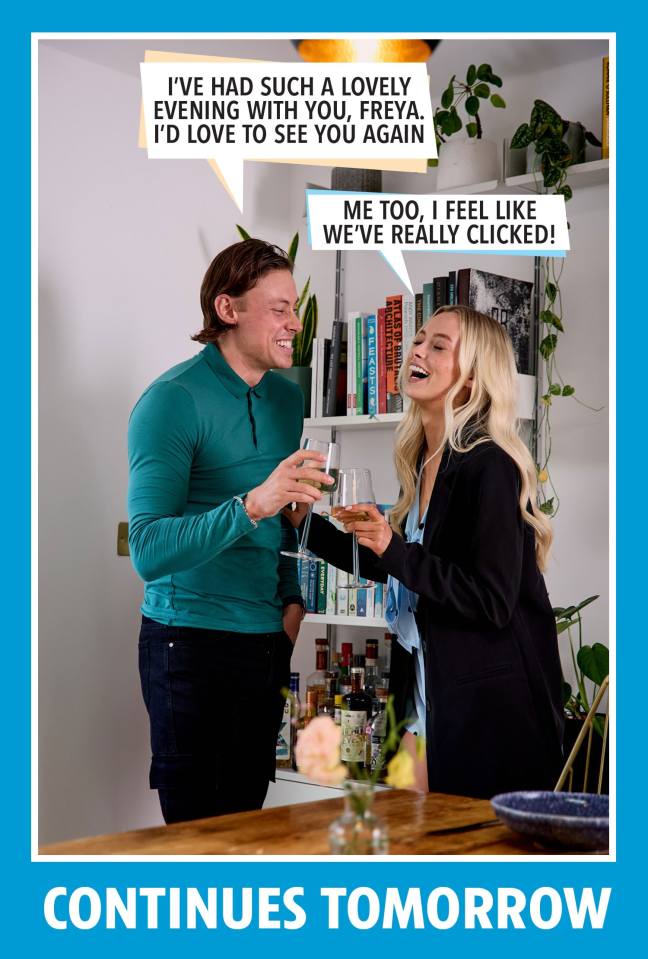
[169,642,174,648]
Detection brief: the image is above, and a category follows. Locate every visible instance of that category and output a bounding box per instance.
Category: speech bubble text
[307,192,570,291]
[139,62,435,208]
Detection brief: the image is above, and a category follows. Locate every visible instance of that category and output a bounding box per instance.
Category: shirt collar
[203,342,269,399]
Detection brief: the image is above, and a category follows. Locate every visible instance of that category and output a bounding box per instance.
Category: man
[128,238,331,824]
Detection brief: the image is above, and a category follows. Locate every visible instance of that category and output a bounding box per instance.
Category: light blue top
[385,472,427,737]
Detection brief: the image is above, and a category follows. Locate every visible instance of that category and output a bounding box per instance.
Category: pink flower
[295,716,348,786]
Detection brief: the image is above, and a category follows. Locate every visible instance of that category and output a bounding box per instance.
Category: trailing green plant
[510,100,602,516]
[429,63,505,166]
[236,225,318,367]
[554,595,608,734]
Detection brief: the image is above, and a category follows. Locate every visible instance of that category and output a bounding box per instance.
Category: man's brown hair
[192,238,293,344]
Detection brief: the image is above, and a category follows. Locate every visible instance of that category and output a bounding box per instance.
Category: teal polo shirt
[127,343,303,631]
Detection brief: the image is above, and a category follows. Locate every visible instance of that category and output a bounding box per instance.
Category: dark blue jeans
[138,616,292,824]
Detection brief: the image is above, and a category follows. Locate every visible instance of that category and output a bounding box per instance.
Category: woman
[288,305,564,800]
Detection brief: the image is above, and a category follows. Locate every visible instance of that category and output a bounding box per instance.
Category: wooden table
[39,790,595,856]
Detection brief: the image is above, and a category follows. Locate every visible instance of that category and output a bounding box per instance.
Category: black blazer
[305,441,564,799]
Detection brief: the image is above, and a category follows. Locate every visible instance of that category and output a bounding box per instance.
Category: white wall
[38,37,609,844]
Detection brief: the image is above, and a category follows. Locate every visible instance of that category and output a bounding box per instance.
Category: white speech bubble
[139,61,435,210]
[307,192,570,291]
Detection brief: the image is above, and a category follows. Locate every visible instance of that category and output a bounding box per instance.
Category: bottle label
[276,699,291,761]
[341,709,368,763]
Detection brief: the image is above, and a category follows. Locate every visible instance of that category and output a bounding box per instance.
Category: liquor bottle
[368,690,389,775]
[364,641,380,699]
[353,653,366,689]
[277,672,300,768]
[334,693,343,725]
[383,632,393,673]
[306,639,329,712]
[341,667,373,768]
[304,689,319,726]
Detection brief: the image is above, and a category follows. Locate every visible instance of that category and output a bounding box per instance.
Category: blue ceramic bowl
[491,791,609,850]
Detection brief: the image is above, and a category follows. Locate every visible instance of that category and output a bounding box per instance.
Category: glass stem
[299,506,313,554]
[352,532,360,585]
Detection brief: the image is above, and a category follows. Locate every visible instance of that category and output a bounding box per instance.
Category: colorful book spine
[422,281,434,325]
[374,583,383,619]
[366,313,378,416]
[387,294,403,413]
[377,307,387,414]
[317,560,327,614]
[447,271,457,305]
[347,312,357,415]
[355,314,364,415]
[336,569,349,615]
[326,562,337,615]
[325,320,345,417]
[356,584,367,618]
[299,558,309,607]
[306,558,318,612]
[401,296,416,413]
[433,275,448,310]
[384,299,395,413]
[365,584,375,618]
[347,588,357,617]
[415,292,423,331]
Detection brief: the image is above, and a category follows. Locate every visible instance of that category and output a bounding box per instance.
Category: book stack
[309,268,533,418]
[297,557,386,620]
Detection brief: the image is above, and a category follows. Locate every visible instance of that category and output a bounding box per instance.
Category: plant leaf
[466,64,477,86]
[474,82,490,98]
[540,309,563,330]
[489,74,503,87]
[539,498,555,515]
[556,621,572,634]
[296,275,310,313]
[545,281,558,301]
[585,130,602,147]
[562,384,575,396]
[476,63,492,80]
[510,124,533,150]
[441,82,454,109]
[490,94,506,108]
[549,384,561,396]
[539,333,558,359]
[466,122,478,138]
[557,184,573,201]
[465,96,480,116]
[577,643,609,686]
[562,681,573,706]
[236,224,251,241]
[287,232,299,265]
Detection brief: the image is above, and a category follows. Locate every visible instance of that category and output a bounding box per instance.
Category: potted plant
[510,98,602,184]
[236,225,318,412]
[431,63,506,190]
[554,595,609,792]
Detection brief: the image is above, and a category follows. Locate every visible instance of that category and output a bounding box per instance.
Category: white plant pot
[436,138,499,190]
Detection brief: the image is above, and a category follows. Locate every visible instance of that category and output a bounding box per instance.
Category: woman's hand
[341,503,393,557]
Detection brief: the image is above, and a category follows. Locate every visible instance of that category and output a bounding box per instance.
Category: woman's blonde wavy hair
[391,304,552,571]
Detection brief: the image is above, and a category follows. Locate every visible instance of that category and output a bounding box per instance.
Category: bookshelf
[305,372,537,428]
[504,158,609,192]
[304,612,387,629]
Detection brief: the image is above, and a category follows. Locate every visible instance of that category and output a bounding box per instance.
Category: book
[356,584,367,617]
[336,569,349,615]
[401,296,416,412]
[422,281,434,325]
[347,588,357,617]
[457,268,533,374]
[387,294,403,413]
[315,338,328,418]
[299,558,309,608]
[317,560,327,614]
[366,314,378,416]
[355,314,368,415]
[324,320,345,417]
[326,562,337,615]
[384,299,395,413]
[306,558,318,612]
[433,275,448,311]
[377,307,387,414]
[374,583,383,619]
[415,292,423,331]
[447,270,457,306]
[347,311,358,415]
[602,56,609,160]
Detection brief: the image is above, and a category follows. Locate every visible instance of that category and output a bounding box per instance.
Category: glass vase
[329,780,389,854]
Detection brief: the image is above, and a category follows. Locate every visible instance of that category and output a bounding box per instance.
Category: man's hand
[245,450,334,522]
[340,503,394,557]
[282,603,304,645]
[281,502,309,529]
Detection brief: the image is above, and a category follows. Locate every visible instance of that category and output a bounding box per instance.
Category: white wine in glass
[281,438,340,561]
[333,468,376,589]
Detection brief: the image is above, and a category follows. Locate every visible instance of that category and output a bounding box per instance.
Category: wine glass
[280,438,340,560]
[332,468,376,589]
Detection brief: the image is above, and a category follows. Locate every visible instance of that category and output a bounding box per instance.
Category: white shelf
[305,412,403,430]
[505,158,609,192]
[307,374,536,426]
[303,613,387,629]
